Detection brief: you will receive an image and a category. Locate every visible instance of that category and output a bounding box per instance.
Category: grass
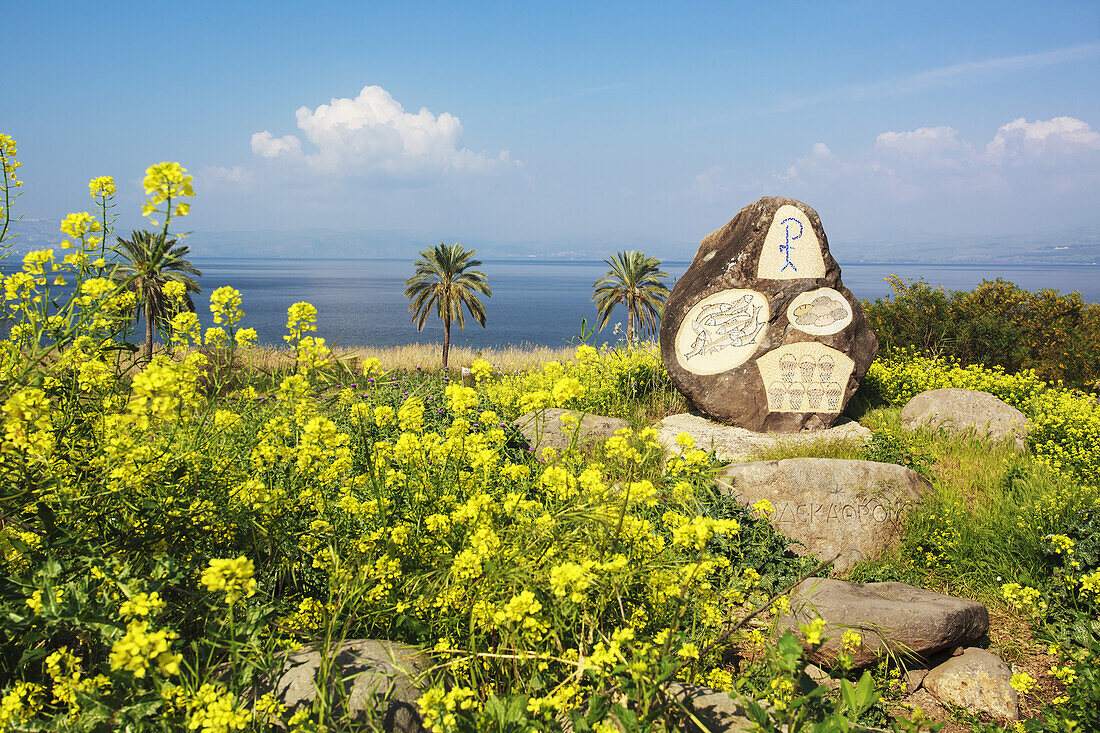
[112,341,579,378]
[250,342,580,375]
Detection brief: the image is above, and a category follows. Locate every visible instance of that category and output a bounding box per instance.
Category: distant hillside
[4,219,1099,265]
[831,229,1100,265]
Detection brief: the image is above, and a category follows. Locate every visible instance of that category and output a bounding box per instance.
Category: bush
[864,277,1100,390]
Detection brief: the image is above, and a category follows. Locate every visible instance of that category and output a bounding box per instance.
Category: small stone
[904,668,928,693]
[779,579,990,669]
[717,458,930,573]
[655,412,871,463]
[900,388,1030,450]
[659,197,878,432]
[923,647,1020,721]
[273,639,428,732]
[805,664,840,691]
[514,408,629,460]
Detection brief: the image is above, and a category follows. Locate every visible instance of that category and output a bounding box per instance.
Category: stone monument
[659,197,878,432]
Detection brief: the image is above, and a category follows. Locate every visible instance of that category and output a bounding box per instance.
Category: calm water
[177,259,1100,349]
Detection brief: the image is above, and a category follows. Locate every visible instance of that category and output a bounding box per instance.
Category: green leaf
[585,694,611,724]
[777,630,804,670]
[611,704,637,728]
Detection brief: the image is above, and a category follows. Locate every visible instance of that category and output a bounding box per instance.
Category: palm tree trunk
[144,293,154,360]
[627,297,635,344]
[442,317,451,370]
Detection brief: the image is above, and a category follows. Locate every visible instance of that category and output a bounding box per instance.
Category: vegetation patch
[1,138,1099,732]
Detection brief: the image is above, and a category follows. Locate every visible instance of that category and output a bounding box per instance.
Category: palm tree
[113,230,202,359]
[404,243,492,369]
[592,251,671,343]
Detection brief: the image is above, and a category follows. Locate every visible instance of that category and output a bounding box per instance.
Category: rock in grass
[923,647,1020,721]
[717,458,929,573]
[900,388,1031,450]
[655,412,871,462]
[666,683,760,732]
[515,408,629,460]
[659,196,878,432]
[779,579,989,670]
[667,683,886,732]
[274,639,428,732]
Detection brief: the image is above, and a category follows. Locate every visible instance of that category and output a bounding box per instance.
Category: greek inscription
[751,500,898,524]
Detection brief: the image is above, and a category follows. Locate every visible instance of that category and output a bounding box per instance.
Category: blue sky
[6,1,1100,256]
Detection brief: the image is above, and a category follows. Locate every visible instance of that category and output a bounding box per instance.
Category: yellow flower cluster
[483,341,669,420]
[46,648,110,713]
[199,557,257,605]
[119,591,167,618]
[470,358,492,381]
[184,683,251,733]
[108,620,181,678]
[1001,582,1048,618]
[0,682,44,729]
[285,301,317,341]
[210,286,244,327]
[60,211,101,240]
[1010,671,1036,694]
[800,617,827,646]
[141,161,195,224]
[88,175,116,199]
[671,515,740,551]
[446,383,479,414]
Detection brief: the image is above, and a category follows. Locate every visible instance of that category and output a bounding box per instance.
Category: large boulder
[780,579,989,669]
[655,412,871,463]
[923,647,1020,721]
[717,458,930,572]
[274,639,428,732]
[515,408,629,460]
[901,388,1030,450]
[659,196,878,432]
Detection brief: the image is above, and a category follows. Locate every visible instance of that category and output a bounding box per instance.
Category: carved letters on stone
[770,500,898,525]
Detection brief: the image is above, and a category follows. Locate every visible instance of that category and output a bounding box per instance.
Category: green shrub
[864,277,1100,390]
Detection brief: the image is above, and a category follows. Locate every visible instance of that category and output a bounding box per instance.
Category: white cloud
[778,142,838,182]
[249,85,516,180]
[770,116,1100,236]
[205,165,254,184]
[691,165,730,200]
[875,126,965,158]
[986,116,1100,163]
[251,132,301,158]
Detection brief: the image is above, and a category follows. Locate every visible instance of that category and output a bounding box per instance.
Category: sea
[4,257,1097,348]
[173,259,1100,349]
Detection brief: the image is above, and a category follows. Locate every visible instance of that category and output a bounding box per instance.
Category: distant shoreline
[185,256,1100,267]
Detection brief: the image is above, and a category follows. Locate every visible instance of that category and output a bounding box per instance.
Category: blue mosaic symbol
[779,217,802,272]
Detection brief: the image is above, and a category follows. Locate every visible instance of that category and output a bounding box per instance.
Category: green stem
[0,154,9,246]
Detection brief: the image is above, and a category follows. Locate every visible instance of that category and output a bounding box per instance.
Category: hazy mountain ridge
[4,219,1099,265]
